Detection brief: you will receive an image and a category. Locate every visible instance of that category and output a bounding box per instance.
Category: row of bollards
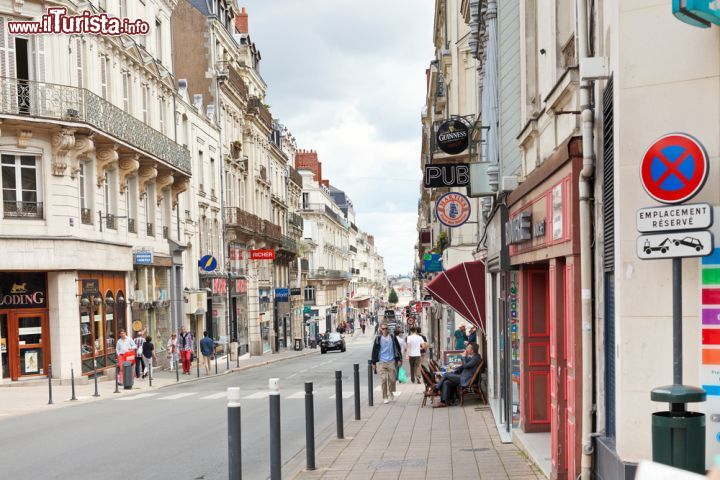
[227,362,372,479]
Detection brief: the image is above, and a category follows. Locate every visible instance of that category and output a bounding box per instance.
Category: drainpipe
[576,0,595,479]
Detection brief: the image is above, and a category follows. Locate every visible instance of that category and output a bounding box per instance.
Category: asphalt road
[0,334,377,480]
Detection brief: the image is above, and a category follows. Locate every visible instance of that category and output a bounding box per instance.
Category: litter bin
[651,385,706,474]
[310,339,317,349]
[294,339,302,351]
[122,361,134,390]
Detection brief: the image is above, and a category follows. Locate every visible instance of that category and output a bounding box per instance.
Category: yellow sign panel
[132,320,142,332]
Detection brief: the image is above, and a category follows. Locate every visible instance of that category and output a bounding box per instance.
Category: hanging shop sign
[435,192,471,227]
[423,253,443,273]
[250,249,276,260]
[423,163,470,188]
[199,255,218,272]
[505,212,532,245]
[0,272,47,309]
[290,287,302,296]
[436,119,469,155]
[275,288,289,302]
[637,203,713,233]
[640,133,709,205]
[81,279,100,296]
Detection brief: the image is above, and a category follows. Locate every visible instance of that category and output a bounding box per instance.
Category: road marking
[116,393,158,401]
[158,392,197,400]
[200,392,229,400]
[287,391,306,399]
[243,391,268,399]
[329,392,354,399]
[299,369,308,373]
[287,373,298,379]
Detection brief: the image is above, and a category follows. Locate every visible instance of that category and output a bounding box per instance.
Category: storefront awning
[350,295,370,303]
[425,260,486,334]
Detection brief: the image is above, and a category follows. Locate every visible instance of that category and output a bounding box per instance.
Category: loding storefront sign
[0,272,47,309]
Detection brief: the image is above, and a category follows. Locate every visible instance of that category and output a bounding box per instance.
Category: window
[210,157,216,195]
[145,185,155,236]
[1,154,41,218]
[75,39,84,88]
[126,177,138,233]
[100,55,110,99]
[198,150,205,191]
[302,192,309,209]
[158,97,165,134]
[141,84,150,124]
[79,161,92,224]
[155,19,163,62]
[119,0,127,18]
[304,285,315,303]
[122,71,132,113]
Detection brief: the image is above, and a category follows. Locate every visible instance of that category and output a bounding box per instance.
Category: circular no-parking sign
[640,133,709,204]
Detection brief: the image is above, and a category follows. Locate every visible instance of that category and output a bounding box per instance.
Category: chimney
[235,7,248,34]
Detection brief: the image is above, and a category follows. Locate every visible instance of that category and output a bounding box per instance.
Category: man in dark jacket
[371,323,402,403]
[434,343,482,408]
[199,331,215,376]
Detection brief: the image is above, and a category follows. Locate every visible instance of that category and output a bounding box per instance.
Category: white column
[48,271,82,380]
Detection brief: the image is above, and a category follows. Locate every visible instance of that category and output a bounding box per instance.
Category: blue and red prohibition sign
[640,133,709,204]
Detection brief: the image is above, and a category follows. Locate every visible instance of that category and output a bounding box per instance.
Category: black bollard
[269,378,281,480]
[70,367,77,401]
[215,351,218,375]
[149,360,153,387]
[92,371,100,397]
[114,365,120,393]
[335,370,344,439]
[226,344,230,370]
[304,382,316,471]
[367,360,374,407]
[353,363,361,420]
[236,345,240,368]
[197,351,200,378]
[228,387,242,480]
[48,363,53,405]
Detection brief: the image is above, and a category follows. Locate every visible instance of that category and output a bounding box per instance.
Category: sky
[241,0,434,275]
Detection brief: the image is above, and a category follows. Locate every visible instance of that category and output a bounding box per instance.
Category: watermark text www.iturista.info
[8,8,150,36]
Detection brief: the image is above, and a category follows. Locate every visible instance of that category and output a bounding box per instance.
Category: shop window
[1,154,42,219]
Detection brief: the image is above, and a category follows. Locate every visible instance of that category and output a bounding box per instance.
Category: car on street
[320,332,346,354]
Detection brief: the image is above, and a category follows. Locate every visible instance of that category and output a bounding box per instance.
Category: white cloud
[240,0,434,274]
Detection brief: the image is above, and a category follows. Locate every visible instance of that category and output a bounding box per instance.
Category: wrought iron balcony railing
[279,235,297,255]
[349,245,358,253]
[3,201,42,219]
[146,222,154,237]
[308,269,352,281]
[0,77,191,173]
[224,207,262,234]
[81,207,93,225]
[289,167,303,188]
[248,97,273,130]
[289,212,304,230]
[105,213,117,230]
[301,203,345,227]
[217,61,249,102]
[262,220,282,243]
[163,226,169,239]
[128,218,137,233]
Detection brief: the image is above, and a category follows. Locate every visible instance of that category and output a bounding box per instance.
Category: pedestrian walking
[142,336,157,378]
[371,323,402,404]
[453,325,468,350]
[406,327,426,383]
[199,331,214,376]
[177,326,194,375]
[167,332,178,371]
[115,330,136,383]
[134,332,145,379]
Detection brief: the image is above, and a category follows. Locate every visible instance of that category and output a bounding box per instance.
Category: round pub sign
[436,119,469,155]
[435,192,471,227]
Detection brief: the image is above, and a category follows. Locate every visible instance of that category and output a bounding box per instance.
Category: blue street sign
[199,255,218,272]
[423,253,443,273]
[275,288,289,302]
[673,0,720,28]
[134,250,153,265]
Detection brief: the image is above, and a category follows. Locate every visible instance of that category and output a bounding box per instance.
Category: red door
[521,267,551,432]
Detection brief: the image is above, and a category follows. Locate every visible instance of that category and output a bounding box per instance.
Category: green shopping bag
[397,366,408,383]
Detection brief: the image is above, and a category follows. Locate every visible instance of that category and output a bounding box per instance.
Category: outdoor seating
[458,360,487,406]
[421,365,440,407]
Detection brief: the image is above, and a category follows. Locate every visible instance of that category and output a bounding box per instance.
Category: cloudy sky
[241,0,434,275]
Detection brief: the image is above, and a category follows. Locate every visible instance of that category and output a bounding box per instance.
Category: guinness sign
[436,119,469,155]
[0,272,47,309]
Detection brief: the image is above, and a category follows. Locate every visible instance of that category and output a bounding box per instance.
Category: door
[0,313,8,379]
[1,311,49,380]
[521,268,551,432]
[550,260,568,478]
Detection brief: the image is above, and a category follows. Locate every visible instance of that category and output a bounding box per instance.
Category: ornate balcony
[147,222,154,237]
[308,269,352,281]
[262,220,282,243]
[289,212,304,230]
[279,235,297,255]
[3,201,42,219]
[289,167,303,188]
[224,207,262,236]
[248,97,273,130]
[0,77,191,174]
[217,61,249,102]
[128,218,137,233]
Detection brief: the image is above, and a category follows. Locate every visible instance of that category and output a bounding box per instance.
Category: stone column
[48,271,82,381]
[247,258,262,356]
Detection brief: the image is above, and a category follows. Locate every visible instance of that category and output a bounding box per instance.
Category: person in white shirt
[115,330,137,383]
[406,327,427,383]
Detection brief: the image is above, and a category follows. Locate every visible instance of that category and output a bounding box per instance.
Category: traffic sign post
[637,133,711,473]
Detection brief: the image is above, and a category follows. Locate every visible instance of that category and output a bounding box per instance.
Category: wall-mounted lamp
[80,297,90,307]
[104,294,115,306]
[93,297,102,307]
[117,293,125,304]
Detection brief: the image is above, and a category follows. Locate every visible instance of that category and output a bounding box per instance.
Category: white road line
[200,392,229,400]
[287,373,297,379]
[158,392,198,400]
[116,393,158,401]
[243,391,268,399]
[329,392,354,399]
[286,391,306,399]
[299,369,308,373]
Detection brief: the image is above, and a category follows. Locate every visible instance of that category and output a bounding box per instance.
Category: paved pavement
[290,381,544,480]
[0,331,375,480]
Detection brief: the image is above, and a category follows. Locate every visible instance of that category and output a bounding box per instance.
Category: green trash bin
[651,385,706,474]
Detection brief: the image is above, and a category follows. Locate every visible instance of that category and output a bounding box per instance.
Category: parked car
[321,332,346,354]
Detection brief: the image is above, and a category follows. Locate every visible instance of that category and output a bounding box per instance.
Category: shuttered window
[602,76,615,438]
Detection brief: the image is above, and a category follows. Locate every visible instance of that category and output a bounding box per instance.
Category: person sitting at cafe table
[433,343,481,408]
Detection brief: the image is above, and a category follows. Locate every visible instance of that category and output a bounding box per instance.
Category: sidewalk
[291,381,544,480]
[0,347,318,418]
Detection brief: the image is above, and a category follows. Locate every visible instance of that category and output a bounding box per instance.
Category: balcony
[248,97,273,130]
[349,245,357,253]
[128,218,137,233]
[308,269,352,281]
[3,201,42,219]
[0,77,191,173]
[302,203,345,227]
[279,235,297,255]
[289,167,303,188]
[147,222,154,237]
[81,207,93,225]
[289,212,304,230]
[217,61,249,102]
[261,220,282,243]
[224,207,262,235]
